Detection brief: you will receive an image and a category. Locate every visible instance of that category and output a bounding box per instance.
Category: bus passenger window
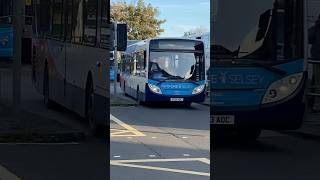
[51,0,63,38]
[72,0,84,43]
[84,0,97,46]
[65,0,73,41]
[100,0,109,48]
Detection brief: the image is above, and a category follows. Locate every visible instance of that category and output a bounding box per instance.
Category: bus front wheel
[183,102,192,108]
[236,129,261,141]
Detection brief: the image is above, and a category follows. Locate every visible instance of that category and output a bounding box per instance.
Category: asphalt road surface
[110,103,210,180]
[214,112,320,180]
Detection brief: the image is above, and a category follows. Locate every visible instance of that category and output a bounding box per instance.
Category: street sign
[26,0,32,6]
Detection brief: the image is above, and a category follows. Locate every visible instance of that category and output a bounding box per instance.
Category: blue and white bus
[0,2,13,59]
[120,38,206,106]
[211,0,307,138]
[0,0,33,61]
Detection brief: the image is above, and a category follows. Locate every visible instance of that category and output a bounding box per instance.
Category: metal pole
[13,0,24,109]
[113,22,118,96]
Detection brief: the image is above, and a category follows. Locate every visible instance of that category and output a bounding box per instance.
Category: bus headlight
[262,72,303,104]
[148,84,162,94]
[192,85,205,95]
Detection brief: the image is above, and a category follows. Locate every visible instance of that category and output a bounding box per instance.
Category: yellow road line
[110,114,145,137]
[110,158,210,177]
[0,164,21,180]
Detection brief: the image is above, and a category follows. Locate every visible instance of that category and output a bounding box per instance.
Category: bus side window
[72,0,84,44]
[65,0,73,42]
[83,0,97,46]
[51,0,64,39]
[100,0,109,48]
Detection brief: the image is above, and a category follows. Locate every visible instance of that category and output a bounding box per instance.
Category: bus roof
[126,37,204,53]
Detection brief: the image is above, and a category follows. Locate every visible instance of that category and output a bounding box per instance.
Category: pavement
[0,62,109,180]
[0,63,86,143]
[110,81,136,107]
[110,83,210,180]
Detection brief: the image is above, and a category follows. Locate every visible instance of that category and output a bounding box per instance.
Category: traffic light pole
[13,0,24,110]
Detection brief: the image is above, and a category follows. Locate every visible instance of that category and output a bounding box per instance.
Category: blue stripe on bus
[211,59,305,108]
[145,79,206,102]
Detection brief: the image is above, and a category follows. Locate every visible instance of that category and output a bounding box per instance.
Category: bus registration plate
[170,98,184,102]
[213,115,235,125]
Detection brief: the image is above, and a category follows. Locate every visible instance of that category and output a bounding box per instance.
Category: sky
[111,0,210,37]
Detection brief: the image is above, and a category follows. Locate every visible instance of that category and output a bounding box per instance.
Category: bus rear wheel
[136,88,142,105]
[85,79,96,134]
[43,64,54,108]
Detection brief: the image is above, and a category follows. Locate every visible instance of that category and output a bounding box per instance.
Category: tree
[111,0,166,40]
[183,26,208,38]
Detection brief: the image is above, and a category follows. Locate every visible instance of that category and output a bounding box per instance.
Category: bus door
[132,50,147,98]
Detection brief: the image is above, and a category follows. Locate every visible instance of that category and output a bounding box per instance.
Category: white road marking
[110,158,210,177]
[113,156,121,158]
[0,164,21,180]
[0,142,79,145]
[183,154,190,157]
[110,114,146,137]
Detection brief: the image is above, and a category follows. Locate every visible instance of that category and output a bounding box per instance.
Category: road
[0,138,108,180]
[110,103,210,180]
[214,112,320,180]
[0,64,109,180]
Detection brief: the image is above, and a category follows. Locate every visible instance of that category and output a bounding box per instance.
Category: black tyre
[43,64,54,108]
[86,79,96,134]
[136,87,141,105]
[183,102,192,108]
[123,82,127,96]
[236,129,261,141]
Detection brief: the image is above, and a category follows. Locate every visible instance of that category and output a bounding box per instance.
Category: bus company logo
[161,84,193,89]
[212,71,264,85]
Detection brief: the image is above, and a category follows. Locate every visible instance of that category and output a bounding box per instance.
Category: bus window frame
[83,0,98,47]
[50,0,64,40]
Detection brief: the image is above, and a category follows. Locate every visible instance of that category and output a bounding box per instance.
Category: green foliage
[111,0,166,40]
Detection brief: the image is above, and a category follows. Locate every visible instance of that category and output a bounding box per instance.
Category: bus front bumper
[145,88,206,103]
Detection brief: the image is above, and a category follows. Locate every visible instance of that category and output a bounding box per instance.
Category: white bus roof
[126,37,204,52]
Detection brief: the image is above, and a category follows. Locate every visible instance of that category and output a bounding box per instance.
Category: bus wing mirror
[117,24,127,51]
